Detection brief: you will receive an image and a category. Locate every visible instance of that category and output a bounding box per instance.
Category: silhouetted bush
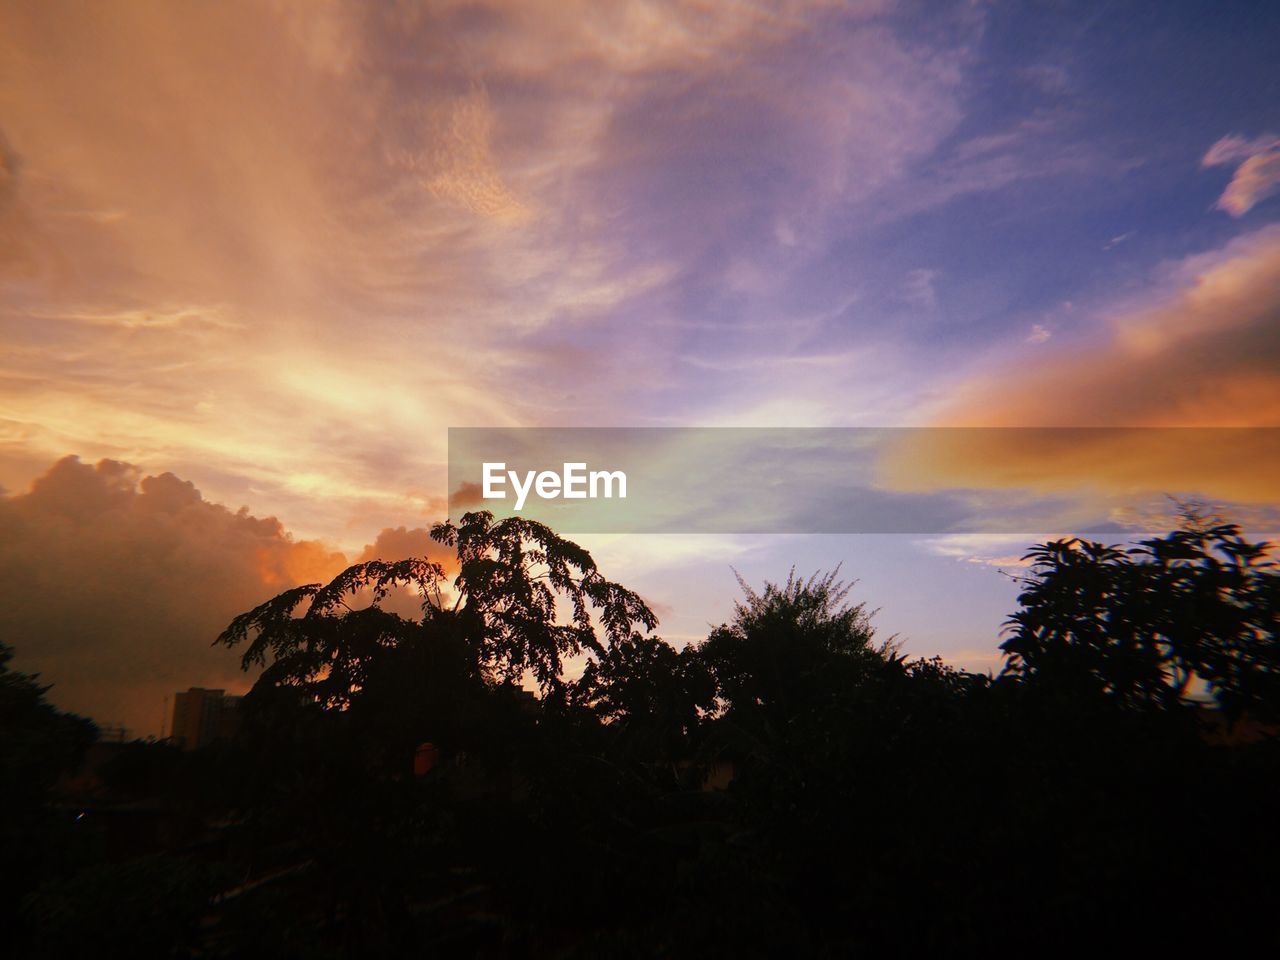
[7,512,1279,956]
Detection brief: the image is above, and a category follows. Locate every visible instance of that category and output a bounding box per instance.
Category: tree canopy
[12,512,1280,956]
[1000,512,1280,718]
[217,510,658,705]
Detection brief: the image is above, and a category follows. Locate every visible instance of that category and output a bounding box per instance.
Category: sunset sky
[2,0,1278,734]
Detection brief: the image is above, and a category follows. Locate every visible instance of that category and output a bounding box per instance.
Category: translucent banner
[447,427,1280,534]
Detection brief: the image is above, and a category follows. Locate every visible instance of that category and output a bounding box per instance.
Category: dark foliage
[8,512,1280,956]
[1001,512,1280,718]
[1,641,97,941]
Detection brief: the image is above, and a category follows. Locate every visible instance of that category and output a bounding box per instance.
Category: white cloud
[917,534,1039,569]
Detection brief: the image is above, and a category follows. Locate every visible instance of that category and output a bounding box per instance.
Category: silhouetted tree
[1000,511,1280,718]
[1,641,97,946]
[0,640,96,790]
[571,631,715,766]
[21,513,1280,958]
[433,510,657,695]
[206,512,666,952]
[218,510,658,705]
[697,566,897,725]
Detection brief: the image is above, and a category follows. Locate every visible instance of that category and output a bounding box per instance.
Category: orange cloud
[880,427,1280,507]
[0,455,477,734]
[935,227,1280,428]
[879,228,1280,508]
[356,525,456,572]
[450,481,486,510]
[0,456,348,735]
[0,0,967,545]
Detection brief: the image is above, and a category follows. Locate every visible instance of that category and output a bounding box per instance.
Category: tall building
[170,687,241,750]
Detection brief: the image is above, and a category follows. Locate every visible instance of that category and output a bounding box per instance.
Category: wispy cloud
[901,269,939,310]
[1202,133,1280,216]
[0,0,980,533]
[934,226,1280,429]
[881,228,1280,511]
[917,534,1041,569]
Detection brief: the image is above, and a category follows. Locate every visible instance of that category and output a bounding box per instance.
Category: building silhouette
[170,687,241,750]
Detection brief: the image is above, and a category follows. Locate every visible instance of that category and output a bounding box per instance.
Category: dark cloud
[0,456,347,735]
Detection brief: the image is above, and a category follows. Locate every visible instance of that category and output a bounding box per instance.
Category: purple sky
[2,1,1278,733]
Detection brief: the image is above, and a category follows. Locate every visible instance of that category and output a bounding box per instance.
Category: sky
[2,0,1278,734]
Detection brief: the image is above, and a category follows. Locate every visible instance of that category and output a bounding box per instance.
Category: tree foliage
[698,566,898,723]
[434,510,657,692]
[1,641,97,942]
[1000,512,1280,718]
[218,559,451,709]
[14,513,1280,957]
[217,510,658,705]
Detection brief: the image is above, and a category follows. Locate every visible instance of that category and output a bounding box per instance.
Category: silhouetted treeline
[6,510,1280,957]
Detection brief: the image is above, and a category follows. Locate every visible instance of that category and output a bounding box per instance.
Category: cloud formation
[0,0,984,540]
[0,456,351,733]
[880,227,1280,509]
[1203,133,1280,216]
[936,226,1280,428]
[4,2,1277,704]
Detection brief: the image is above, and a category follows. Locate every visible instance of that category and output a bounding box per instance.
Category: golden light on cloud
[929,227,1280,430]
[0,457,348,732]
[421,87,532,224]
[3,0,759,538]
[0,455,470,733]
[878,228,1280,509]
[878,427,1280,506]
[2,0,1277,747]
